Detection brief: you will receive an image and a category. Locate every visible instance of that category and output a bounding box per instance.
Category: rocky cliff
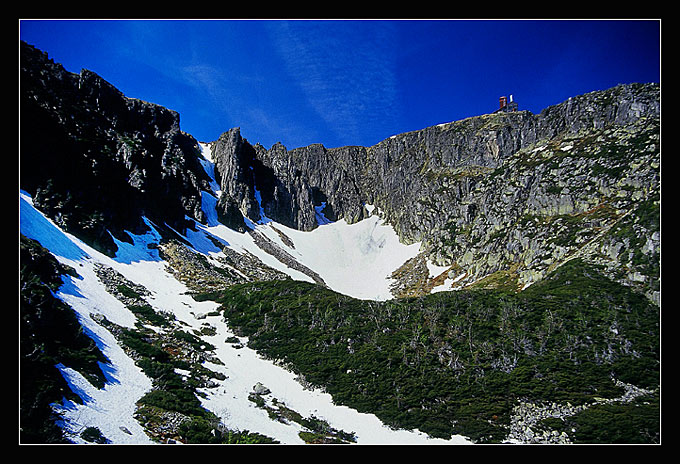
[206,83,660,303]
[21,40,660,304]
[20,41,213,255]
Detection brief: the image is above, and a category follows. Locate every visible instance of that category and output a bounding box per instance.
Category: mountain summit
[20,41,660,444]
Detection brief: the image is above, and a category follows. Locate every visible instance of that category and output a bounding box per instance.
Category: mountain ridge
[19,36,661,316]
[208,82,659,235]
[201,82,660,302]
[19,40,661,444]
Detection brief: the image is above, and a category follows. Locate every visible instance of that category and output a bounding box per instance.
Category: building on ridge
[496,94,518,113]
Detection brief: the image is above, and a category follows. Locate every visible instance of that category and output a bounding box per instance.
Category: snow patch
[426,260,450,279]
[256,216,421,301]
[198,142,221,196]
[431,272,467,293]
[315,202,332,226]
[192,155,423,300]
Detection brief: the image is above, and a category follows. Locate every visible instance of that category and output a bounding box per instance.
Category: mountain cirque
[20,40,661,444]
[21,40,659,303]
[192,82,661,303]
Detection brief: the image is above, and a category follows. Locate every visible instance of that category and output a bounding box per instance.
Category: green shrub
[128,304,171,327]
[80,426,108,444]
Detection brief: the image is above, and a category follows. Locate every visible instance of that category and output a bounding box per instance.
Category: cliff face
[20,41,212,255]
[209,82,658,237]
[381,84,659,302]
[207,83,659,301]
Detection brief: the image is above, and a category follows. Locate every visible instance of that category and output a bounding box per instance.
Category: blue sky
[20,19,660,150]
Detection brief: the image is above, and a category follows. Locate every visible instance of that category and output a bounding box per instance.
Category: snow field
[197,141,423,301]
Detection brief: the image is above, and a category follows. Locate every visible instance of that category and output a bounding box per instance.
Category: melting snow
[194,143,423,301]
[254,217,420,301]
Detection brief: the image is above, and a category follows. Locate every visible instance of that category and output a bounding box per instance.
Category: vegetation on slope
[20,235,110,443]
[201,258,659,443]
[93,278,279,444]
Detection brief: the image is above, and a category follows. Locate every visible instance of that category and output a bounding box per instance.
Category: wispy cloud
[93,20,403,147]
[267,20,401,146]
[178,64,231,104]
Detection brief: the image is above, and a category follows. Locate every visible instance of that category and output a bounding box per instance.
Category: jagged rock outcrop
[20,41,212,255]
[209,128,260,232]
[208,131,368,232]
[209,83,658,245]
[207,82,659,301]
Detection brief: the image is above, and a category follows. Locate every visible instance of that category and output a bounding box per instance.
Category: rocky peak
[20,40,211,256]
[210,83,659,242]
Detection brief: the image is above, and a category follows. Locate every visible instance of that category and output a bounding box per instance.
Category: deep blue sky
[20,19,660,150]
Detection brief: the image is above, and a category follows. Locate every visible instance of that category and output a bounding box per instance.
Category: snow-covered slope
[183,143,425,301]
[256,215,421,300]
[20,179,470,444]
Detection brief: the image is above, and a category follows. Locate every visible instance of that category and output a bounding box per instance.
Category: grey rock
[21,41,214,256]
[206,84,658,302]
[253,382,271,395]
